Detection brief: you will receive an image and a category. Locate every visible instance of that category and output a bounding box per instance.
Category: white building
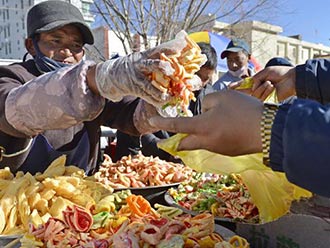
[2,1,330,68]
[90,20,330,69]
[0,0,94,60]
[214,20,330,66]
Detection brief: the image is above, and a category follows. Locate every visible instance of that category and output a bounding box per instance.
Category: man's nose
[59,47,73,56]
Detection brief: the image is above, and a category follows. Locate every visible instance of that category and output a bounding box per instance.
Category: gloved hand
[95,46,181,107]
[133,100,160,134]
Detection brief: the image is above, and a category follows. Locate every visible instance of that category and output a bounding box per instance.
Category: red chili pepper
[150,218,168,227]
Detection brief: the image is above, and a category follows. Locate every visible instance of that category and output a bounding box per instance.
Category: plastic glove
[95,42,186,107]
[133,100,160,134]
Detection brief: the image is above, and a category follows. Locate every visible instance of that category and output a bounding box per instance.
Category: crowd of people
[0,0,329,198]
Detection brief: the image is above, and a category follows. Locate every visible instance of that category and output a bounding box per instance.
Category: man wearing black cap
[213,38,254,91]
[0,1,177,174]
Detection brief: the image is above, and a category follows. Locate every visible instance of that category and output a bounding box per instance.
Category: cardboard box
[236,196,330,248]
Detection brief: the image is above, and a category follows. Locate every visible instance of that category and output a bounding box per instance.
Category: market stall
[1,28,329,248]
[0,154,250,247]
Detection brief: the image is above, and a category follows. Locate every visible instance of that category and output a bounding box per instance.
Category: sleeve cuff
[268,103,290,171]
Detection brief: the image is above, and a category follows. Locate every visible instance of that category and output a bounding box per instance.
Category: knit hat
[27,0,94,45]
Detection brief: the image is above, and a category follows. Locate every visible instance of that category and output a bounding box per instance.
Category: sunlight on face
[37,25,85,64]
[226,51,249,71]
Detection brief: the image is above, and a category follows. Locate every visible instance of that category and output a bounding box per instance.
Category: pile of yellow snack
[0,155,250,247]
[0,155,114,235]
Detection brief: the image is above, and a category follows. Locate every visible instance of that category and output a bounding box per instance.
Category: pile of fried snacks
[20,195,249,247]
[168,173,259,223]
[150,32,207,116]
[94,153,195,188]
[0,155,132,235]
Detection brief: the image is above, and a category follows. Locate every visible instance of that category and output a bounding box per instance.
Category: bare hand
[149,90,263,156]
[229,66,296,102]
[252,66,296,101]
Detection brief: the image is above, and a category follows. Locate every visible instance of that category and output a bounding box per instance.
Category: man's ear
[25,38,36,56]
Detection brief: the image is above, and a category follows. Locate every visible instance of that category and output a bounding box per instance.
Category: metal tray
[0,235,21,248]
[114,183,180,199]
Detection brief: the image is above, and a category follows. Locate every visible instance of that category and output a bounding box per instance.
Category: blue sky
[268,0,330,46]
[92,0,330,46]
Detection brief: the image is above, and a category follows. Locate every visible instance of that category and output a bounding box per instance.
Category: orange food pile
[94,153,195,188]
[150,35,206,115]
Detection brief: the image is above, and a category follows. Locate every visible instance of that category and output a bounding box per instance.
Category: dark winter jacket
[270,59,330,197]
[0,60,140,174]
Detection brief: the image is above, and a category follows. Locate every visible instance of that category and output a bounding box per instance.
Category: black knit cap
[27,0,94,45]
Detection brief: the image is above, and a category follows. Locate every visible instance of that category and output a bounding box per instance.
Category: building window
[276,42,286,57]
[301,47,310,62]
[289,44,297,59]
[82,3,90,14]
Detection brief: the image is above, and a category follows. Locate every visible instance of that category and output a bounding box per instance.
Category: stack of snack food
[167,173,259,223]
[0,155,116,235]
[20,194,249,247]
[93,153,195,189]
[150,30,207,116]
[0,155,250,247]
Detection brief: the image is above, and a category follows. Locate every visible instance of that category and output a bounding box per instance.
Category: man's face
[197,67,215,87]
[226,51,249,71]
[33,25,85,64]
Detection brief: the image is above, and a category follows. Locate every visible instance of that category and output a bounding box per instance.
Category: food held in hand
[150,33,207,116]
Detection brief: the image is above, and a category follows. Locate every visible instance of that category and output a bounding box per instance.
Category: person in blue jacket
[149,58,330,197]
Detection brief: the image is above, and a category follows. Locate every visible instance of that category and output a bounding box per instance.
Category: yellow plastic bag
[158,134,312,223]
